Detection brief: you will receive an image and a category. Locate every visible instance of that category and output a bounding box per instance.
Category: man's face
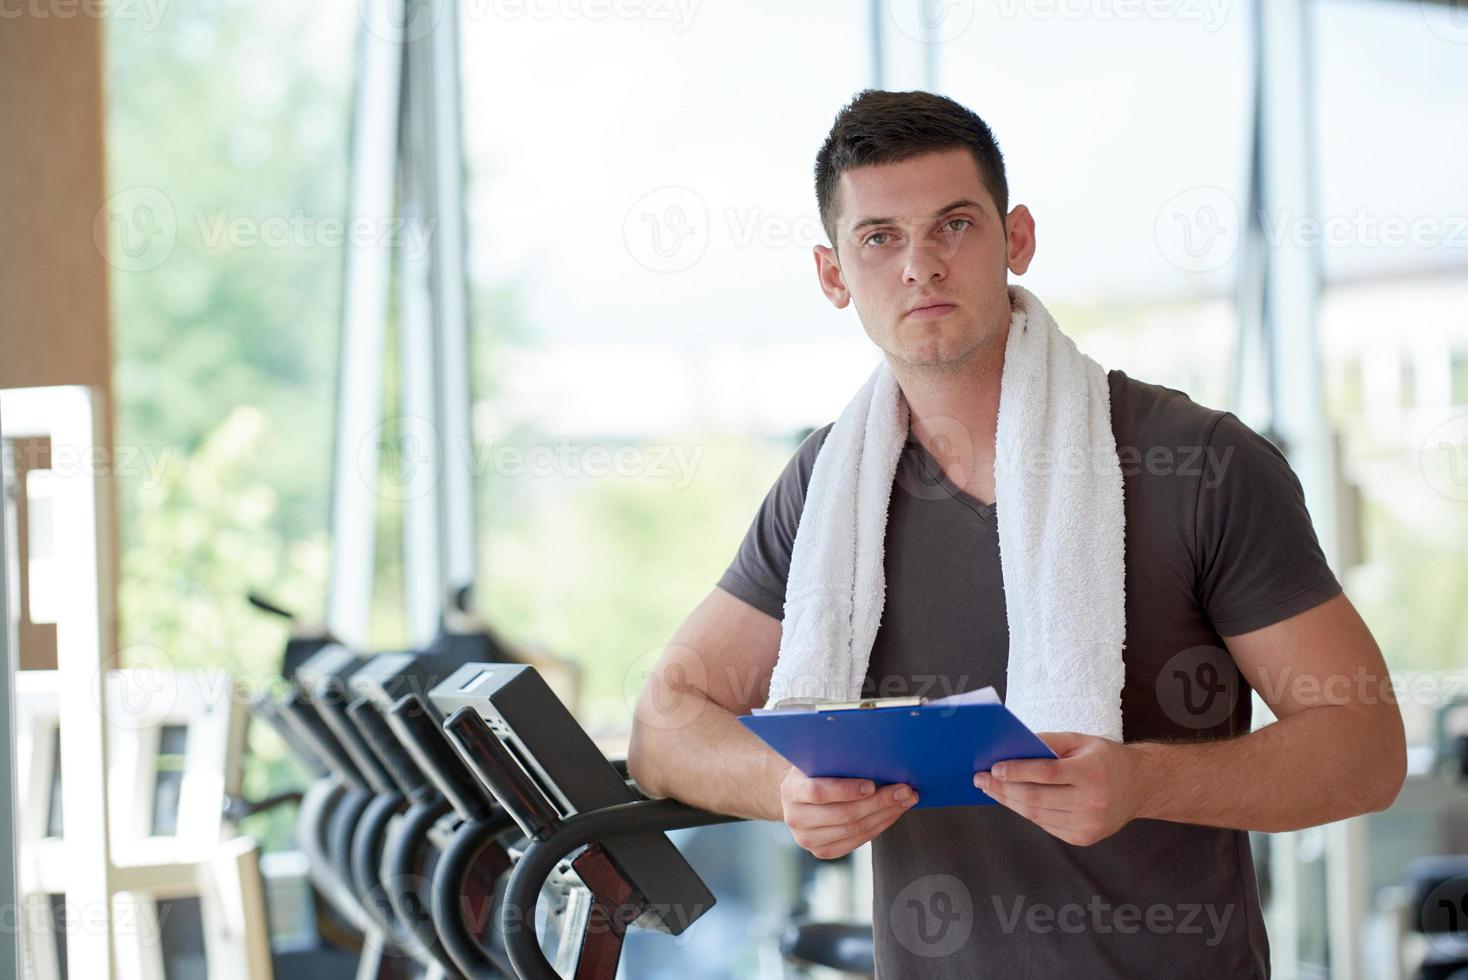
[814,148,1035,371]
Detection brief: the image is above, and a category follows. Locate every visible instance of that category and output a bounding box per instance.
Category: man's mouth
[905,301,957,320]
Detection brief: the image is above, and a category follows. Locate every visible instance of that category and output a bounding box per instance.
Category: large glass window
[459,2,876,728]
[104,0,359,843]
[940,5,1250,407]
[107,0,357,659]
[1311,0,1468,682]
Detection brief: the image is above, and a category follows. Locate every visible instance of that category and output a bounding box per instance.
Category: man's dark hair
[814,89,1008,248]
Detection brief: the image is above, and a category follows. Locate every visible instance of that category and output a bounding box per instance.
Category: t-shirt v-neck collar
[904,435,996,520]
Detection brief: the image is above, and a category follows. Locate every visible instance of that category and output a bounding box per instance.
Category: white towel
[765,284,1127,741]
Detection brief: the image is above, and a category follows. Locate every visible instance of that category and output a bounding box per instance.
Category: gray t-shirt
[718,368,1342,979]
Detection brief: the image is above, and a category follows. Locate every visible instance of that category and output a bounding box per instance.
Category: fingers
[798,798,907,848]
[1035,731,1092,756]
[805,804,911,860]
[786,782,915,830]
[974,774,1074,810]
[979,780,1082,826]
[978,775,1094,839]
[782,777,920,859]
[789,775,878,805]
[985,756,1071,785]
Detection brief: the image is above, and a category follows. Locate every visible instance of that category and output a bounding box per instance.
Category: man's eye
[946,218,971,232]
[864,232,891,247]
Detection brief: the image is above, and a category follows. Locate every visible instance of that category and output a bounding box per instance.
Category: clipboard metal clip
[808,695,926,712]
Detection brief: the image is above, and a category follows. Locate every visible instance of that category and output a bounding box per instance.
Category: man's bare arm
[627,587,919,852]
[626,586,792,821]
[1131,591,1406,831]
[977,593,1408,844]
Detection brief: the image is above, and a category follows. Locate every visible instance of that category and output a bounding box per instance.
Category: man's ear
[1006,204,1037,276]
[813,244,850,309]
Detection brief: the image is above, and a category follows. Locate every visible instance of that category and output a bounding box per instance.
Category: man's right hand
[779,767,918,860]
[628,588,915,831]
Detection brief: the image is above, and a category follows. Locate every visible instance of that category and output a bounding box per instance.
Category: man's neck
[887,333,1007,491]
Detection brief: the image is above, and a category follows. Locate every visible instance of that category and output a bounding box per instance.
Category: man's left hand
[974,731,1142,847]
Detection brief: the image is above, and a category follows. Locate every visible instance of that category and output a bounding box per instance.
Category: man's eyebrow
[846,198,985,236]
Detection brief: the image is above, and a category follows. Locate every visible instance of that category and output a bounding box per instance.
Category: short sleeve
[716,425,832,620]
[1194,412,1343,636]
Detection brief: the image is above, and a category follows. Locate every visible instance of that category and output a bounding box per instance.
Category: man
[626,89,1405,978]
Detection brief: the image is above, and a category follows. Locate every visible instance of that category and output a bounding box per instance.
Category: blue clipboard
[739,697,1057,809]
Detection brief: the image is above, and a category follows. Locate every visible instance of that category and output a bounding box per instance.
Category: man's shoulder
[786,421,835,485]
[1105,368,1230,451]
[793,371,1238,485]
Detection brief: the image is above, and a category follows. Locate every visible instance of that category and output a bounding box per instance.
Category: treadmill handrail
[500,798,742,980]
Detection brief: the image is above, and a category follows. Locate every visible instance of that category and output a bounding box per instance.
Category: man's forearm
[1131,704,1405,832]
[628,691,790,822]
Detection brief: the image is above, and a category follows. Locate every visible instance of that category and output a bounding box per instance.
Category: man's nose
[902,239,947,285]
